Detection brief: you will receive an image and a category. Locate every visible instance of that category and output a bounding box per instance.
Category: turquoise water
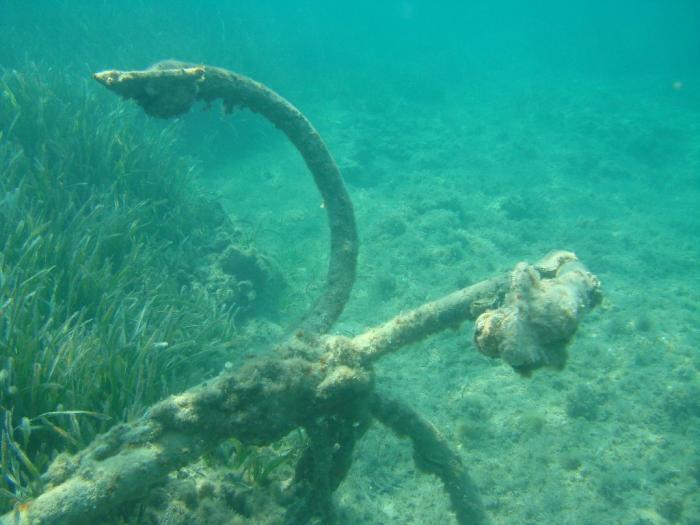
[2,1,699,524]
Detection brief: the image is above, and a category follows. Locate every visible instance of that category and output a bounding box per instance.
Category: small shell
[534,250,577,278]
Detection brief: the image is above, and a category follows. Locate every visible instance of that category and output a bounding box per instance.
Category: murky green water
[1,2,699,523]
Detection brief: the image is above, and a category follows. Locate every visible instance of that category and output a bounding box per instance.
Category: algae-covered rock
[474,255,601,373]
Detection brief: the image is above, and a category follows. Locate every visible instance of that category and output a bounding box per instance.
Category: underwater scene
[1,1,699,524]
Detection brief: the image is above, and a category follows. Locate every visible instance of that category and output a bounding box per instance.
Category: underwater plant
[0,65,272,513]
[0,63,601,525]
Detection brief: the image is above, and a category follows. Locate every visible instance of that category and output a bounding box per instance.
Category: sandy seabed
[211,74,700,525]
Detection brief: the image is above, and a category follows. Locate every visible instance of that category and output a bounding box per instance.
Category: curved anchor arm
[94,61,358,335]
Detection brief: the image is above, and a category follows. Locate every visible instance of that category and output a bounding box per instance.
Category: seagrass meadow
[0,64,285,507]
[1,2,700,525]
